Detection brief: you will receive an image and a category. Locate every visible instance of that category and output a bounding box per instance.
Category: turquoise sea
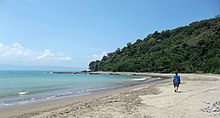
[0,71,155,108]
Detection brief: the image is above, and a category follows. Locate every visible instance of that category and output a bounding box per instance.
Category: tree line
[89,17,220,73]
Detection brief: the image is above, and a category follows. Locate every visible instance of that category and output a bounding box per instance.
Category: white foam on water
[18,91,29,95]
[132,78,146,81]
[46,96,56,99]
[3,103,13,106]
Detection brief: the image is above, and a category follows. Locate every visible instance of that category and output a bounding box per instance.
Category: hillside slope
[89,17,220,73]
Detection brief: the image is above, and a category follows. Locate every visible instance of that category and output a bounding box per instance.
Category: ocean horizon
[0,70,156,108]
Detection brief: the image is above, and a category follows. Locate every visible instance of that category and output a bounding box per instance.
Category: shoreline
[0,73,170,118]
[0,72,168,110]
[1,73,220,118]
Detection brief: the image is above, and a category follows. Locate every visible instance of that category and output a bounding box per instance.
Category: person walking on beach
[173,73,181,92]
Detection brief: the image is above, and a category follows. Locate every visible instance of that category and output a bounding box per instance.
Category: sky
[0,0,219,70]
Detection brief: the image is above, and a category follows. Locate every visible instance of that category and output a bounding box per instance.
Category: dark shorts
[173,83,180,87]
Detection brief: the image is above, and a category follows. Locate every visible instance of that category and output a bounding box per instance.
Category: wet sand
[0,73,220,118]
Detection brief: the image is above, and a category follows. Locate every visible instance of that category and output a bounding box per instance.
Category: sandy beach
[0,73,220,118]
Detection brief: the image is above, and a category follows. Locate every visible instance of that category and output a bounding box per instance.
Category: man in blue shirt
[173,73,181,92]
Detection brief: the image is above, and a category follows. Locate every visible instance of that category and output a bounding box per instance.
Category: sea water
[0,71,156,108]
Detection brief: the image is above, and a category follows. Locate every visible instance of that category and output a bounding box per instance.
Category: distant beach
[0,73,219,118]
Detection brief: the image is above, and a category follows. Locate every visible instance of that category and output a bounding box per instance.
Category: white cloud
[37,49,73,62]
[0,42,73,63]
[90,51,107,61]
[0,42,31,57]
[0,43,4,47]
[58,57,73,61]
[36,49,54,60]
[0,43,4,51]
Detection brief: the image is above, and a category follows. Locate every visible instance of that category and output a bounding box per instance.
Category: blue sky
[0,0,219,69]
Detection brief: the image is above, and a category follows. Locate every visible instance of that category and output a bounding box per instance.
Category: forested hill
[89,17,220,73]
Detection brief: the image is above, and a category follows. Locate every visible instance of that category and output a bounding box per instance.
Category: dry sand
[0,73,220,118]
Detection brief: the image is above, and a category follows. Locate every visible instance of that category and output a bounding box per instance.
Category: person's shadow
[176,91,182,93]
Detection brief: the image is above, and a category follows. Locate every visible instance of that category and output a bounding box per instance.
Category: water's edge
[0,71,169,109]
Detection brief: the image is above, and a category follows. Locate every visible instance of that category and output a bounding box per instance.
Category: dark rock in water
[48,71,91,74]
[109,73,120,75]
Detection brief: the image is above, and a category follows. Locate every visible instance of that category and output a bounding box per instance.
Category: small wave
[132,78,146,81]
[2,103,13,106]
[46,96,56,100]
[18,91,29,95]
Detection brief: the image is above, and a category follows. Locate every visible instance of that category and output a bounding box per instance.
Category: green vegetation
[89,17,220,73]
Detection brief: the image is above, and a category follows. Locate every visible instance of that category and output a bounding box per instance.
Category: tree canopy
[89,17,220,73]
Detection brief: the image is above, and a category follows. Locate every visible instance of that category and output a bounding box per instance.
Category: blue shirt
[173,75,181,84]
